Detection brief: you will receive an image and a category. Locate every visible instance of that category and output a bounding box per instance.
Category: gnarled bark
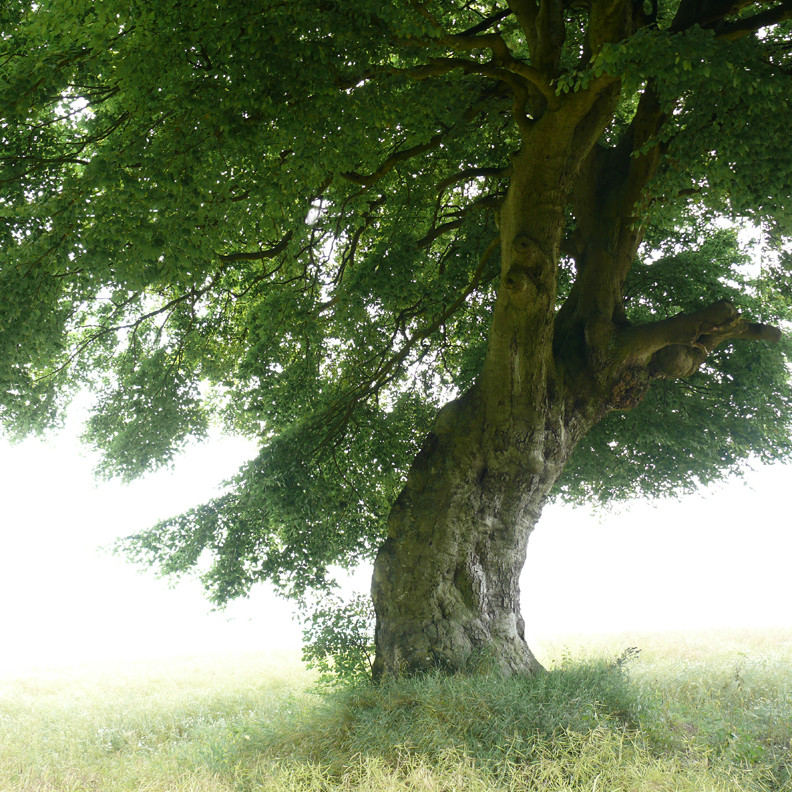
[371,111,613,679]
[371,385,595,679]
[369,5,783,679]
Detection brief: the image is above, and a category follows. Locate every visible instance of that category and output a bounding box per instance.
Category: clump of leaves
[301,593,375,687]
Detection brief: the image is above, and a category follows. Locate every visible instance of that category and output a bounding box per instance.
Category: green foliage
[83,348,209,480]
[118,395,430,602]
[300,593,376,687]
[1,0,792,604]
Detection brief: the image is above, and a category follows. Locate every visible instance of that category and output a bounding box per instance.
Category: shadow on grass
[198,655,753,792]
[194,648,792,792]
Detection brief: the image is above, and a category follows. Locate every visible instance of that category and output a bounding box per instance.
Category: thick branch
[395,23,556,103]
[440,31,513,59]
[435,165,512,193]
[617,299,782,378]
[342,129,448,187]
[218,231,293,262]
[458,9,513,36]
[672,0,792,34]
[621,299,741,357]
[535,0,566,74]
[671,0,758,30]
[507,61,559,104]
[507,0,540,52]
[439,31,553,98]
[558,84,665,339]
[716,0,792,39]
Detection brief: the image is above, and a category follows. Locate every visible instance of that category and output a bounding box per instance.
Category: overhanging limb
[616,299,782,378]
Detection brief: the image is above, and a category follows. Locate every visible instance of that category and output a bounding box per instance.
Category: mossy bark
[369,73,780,679]
[371,129,604,679]
[370,386,594,678]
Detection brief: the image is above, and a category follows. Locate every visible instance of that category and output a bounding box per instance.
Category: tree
[2,0,792,678]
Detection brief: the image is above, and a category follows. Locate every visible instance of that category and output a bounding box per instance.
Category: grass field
[1,629,791,791]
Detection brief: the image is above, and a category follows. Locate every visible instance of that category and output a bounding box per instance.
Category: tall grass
[1,630,790,791]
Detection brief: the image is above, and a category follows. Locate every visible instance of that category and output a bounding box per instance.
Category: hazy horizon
[3,418,790,673]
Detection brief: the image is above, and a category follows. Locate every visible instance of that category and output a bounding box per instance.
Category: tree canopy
[2,0,791,610]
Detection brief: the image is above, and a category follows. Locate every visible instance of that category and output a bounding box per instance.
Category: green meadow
[2,630,791,791]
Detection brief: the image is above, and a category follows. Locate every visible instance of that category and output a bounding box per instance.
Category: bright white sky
[1,412,790,673]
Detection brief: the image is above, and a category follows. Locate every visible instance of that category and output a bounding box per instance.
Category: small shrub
[300,592,375,687]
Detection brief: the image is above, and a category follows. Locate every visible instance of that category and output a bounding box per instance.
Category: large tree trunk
[367,28,782,679]
[371,386,592,678]
[371,137,602,678]
[370,91,640,679]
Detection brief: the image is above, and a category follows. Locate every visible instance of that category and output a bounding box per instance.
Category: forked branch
[618,299,782,378]
[342,129,448,187]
